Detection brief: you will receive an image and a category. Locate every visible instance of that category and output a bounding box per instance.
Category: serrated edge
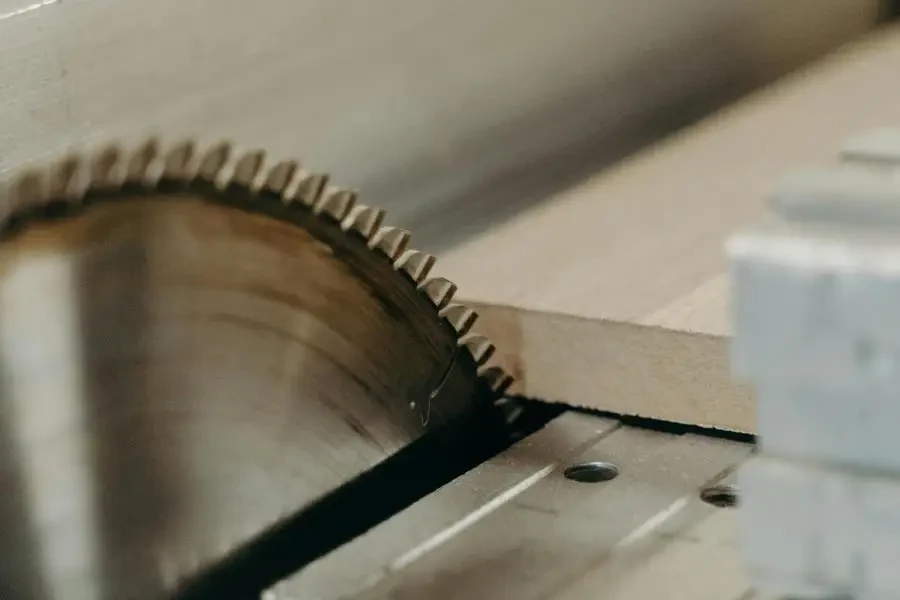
[343,204,386,238]
[314,188,357,221]
[459,333,495,366]
[230,148,266,188]
[0,137,513,395]
[264,160,300,194]
[197,141,232,183]
[163,140,197,180]
[418,277,456,310]
[478,365,514,397]
[369,226,410,259]
[438,304,478,336]
[396,250,436,284]
[0,137,517,593]
[293,173,329,207]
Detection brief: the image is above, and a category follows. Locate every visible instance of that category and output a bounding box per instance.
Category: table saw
[2,2,900,599]
[0,134,758,600]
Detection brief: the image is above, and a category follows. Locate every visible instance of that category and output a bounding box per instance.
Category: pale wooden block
[739,454,900,599]
[0,0,884,435]
[462,304,749,431]
[439,25,900,433]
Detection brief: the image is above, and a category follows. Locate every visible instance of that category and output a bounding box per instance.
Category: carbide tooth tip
[419,277,457,310]
[50,155,87,200]
[163,140,197,180]
[264,160,300,194]
[397,250,436,283]
[344,205,386,239]
[91,145,125,187]
[439,304,478,336]
[370,226,410,259]
[314,189,357,220]
[126,139,161,184]
[479,366,514,396]
[293,172,329,206]
[231,149,267,188]
[461,334,495,366]
[197,141,233,182]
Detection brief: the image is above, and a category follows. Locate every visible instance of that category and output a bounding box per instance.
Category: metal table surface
[267,412,758,600]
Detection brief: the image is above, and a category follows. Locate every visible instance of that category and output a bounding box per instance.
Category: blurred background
[0,0,894,252]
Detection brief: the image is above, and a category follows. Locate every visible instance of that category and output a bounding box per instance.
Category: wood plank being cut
[437,25,900,433]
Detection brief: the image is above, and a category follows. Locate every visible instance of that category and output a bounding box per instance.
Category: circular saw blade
[0,139,513,599]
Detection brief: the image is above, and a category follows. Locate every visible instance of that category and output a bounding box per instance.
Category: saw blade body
[0,141,511,599]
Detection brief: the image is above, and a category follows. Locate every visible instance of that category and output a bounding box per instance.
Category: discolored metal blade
[0,140,512,599]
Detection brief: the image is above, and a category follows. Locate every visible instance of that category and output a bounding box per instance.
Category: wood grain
[438,25,900,432]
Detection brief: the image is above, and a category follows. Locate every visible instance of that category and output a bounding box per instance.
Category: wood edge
[465,300,756,434]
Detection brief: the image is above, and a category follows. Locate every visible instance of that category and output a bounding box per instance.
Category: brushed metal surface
[270,413,621,599]
[554,472,747,600]
[0,196,486,599]
[0,0,881,251]
[271,413,754,600]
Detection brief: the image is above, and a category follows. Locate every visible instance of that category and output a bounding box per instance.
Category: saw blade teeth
[231,149,267,189]
[197,141,233,183]
[162,140,197,180]
[461,334,495,366]
[90,145,125,188]
[494,396,525,426]
[264,160,300,195]
[439,304,478,336]
[9,170,45,210]
[419,277,457,310]
[369,226,411,259]
[125,139,162,185]
[293,172,329,207]
[314,189,358,221]
[478,366,514,396]
[48,155,87,200]
[343,205,386,239]
[0,140,518,433]
[397,250,436,284]
[0,138,518,594]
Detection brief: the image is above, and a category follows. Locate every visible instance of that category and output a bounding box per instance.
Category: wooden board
[0,0,887,432]
[436,25,900,433]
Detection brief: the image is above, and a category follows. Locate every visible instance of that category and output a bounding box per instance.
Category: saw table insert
[270,412,754,600]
